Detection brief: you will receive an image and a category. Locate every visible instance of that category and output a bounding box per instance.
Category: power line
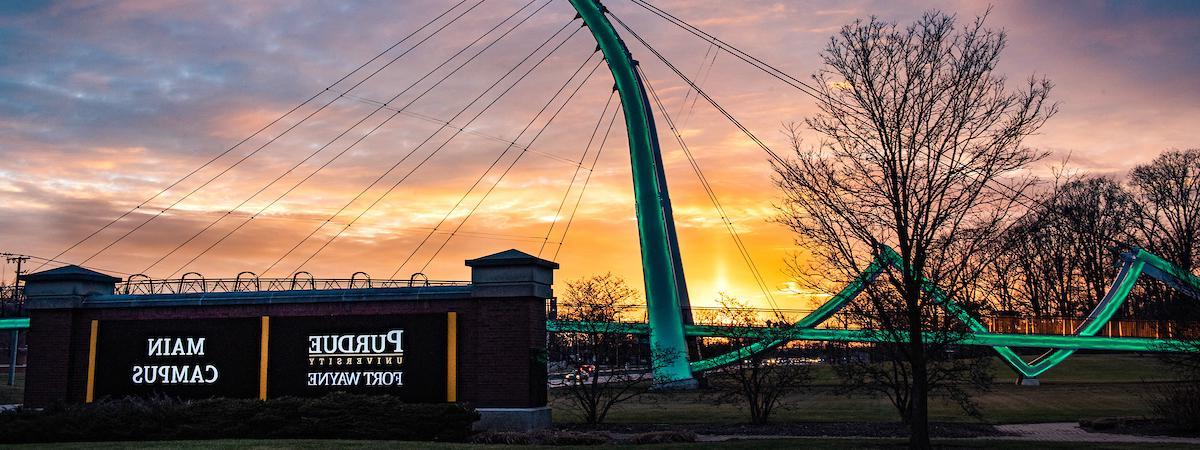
[3,253,134,277]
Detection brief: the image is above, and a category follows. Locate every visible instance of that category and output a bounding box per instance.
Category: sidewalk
[685,422,1200,445]
[992,422,1200,444]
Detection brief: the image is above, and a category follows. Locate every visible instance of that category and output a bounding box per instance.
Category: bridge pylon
[567,0,696,388]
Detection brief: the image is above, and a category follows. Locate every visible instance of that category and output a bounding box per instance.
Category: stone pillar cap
[465,249,557,299]
[20,265,122,284]
[465,249,559,270]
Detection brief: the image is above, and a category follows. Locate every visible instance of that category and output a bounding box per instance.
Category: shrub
[532,430,609,445]
[471,431,534,445]
[0,393,479,443]
[1151,382,1200,432]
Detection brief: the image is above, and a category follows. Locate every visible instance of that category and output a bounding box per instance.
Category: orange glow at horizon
[0,0,1195,314]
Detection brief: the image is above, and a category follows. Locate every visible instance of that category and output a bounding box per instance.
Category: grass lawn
[0,370,22,404]
[552,353,1180,425]
[7,439,1198,449]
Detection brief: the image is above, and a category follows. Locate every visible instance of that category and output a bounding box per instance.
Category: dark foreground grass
[6,439,1198,449]
[552,354,1177,425]
[553,382,1165,424]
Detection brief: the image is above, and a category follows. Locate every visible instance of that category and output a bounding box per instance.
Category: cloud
[0,0,1195,310]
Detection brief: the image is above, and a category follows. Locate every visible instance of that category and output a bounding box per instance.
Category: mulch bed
[559,421,1004,438]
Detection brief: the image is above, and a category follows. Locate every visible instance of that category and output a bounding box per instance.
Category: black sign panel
[93,318,261,400]
[267,314,447,402]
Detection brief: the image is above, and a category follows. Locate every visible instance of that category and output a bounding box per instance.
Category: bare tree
[991,177,1138,318]
[1130,149,1200,319]
[1129,149,1200,429]
[1050,178,1139,312]
[986,212,1074,318]
[826,232,995,427]
[703,295,812,424]
[774,11,1054,447]
[554,273,652,424]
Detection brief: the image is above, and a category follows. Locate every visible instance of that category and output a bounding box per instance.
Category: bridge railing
[983,316,1179,339]
[115,275,470,295]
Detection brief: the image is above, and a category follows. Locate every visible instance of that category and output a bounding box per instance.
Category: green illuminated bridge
[547,243,1200,382]
[550,0,1200,386]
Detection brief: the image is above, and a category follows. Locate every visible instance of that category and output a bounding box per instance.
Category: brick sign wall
[21,250,556,411]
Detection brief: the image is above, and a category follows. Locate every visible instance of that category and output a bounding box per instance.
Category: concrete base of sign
[475,407,552,431]
[1018,377,1040,386]
[651,377,699,391]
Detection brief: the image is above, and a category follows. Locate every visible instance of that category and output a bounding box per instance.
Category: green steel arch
[558,0,1200,383]
[566,0,696,387]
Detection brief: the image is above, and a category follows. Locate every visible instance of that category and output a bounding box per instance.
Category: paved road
[548,370,651,388]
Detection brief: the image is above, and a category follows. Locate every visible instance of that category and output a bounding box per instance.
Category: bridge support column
[568,0,696,389]
[8,329,18,386]
[1018,376,1040,386]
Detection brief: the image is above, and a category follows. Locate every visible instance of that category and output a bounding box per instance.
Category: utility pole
[5,254,28,302]
[5,255,28,286]
[2,255,27,386]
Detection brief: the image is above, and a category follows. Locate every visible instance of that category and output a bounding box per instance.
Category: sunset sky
[0,0,1197,310]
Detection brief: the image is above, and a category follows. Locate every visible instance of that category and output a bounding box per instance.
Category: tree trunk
[908,283,931,449]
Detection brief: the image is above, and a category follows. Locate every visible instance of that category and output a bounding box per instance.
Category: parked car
[563,364,596,383]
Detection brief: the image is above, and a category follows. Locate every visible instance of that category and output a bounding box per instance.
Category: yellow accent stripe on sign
[447,312,457,402]
[85,320,98,403]
[259,316,270,400]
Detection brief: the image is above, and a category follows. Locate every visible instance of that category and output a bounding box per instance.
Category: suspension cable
[677,44,718,130]
[627,0,825,99]
[621,6,1126,258]
[608,12,787,167]
[336,92,588,169]
[550,103,621,261]
[415,57,604,274]
[640,65,781,313]
[276,21,583,275]
[673,43,716,129]
[536,89,616,257]
[390,55,603,278]
[673,43,711,121]
[32,0,478,273]
[422,229,562,244]
[75,0,488,268]
[149,0,546,277]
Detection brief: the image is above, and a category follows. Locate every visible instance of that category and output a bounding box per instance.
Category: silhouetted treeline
[984,149,1200,321]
